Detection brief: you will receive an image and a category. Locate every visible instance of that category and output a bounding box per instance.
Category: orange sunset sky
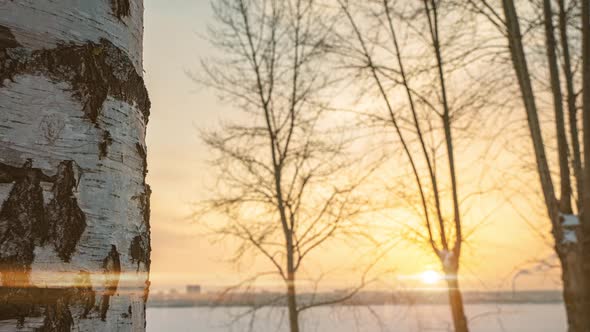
[143,0,558,293]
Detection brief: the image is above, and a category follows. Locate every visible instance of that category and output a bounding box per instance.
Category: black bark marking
[0,25,21,85]
[0,25,20,49]
[0,286,39,325]
[39,296,73,332]
[0,272,97,328]
[46,161,86,262]
[0,160,48,287]
[142,187,150,225]
[0,25,150,126]
[143,280,151,304]
[100,245,121,321]
[120,305,132,318]
[111,0,131,20]
[0,160,54,184]
[99,130,113,160]
[0,159,88,274]
[129,235,149,271]
[136,143,148,181]
[139,186,151,305]
[72,271,96,319]
[130,185,151,272]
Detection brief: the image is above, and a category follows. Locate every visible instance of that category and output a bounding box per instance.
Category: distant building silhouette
[187,285,202,294]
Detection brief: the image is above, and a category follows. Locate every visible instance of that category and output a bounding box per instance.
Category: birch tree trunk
[0,1,151,331]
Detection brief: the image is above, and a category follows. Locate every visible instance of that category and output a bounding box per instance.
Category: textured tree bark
[0,1,150,331]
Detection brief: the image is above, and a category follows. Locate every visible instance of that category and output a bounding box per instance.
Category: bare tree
[0,1,151,331]
[461,0,590,329]
[197,1,380,331]
[334,1,503,331]
[465,0,590,329]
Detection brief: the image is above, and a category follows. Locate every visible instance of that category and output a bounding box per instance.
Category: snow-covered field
[147,304,565,332]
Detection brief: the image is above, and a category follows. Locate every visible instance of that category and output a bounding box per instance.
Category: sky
[142,0,559,294]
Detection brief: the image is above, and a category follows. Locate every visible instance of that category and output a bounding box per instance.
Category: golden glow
[420,270,442,285]
[143,2,559,292]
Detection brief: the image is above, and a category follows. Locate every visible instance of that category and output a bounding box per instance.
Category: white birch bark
[0,0,150,331]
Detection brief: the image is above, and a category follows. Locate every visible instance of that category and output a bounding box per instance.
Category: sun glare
[420,270,442,285]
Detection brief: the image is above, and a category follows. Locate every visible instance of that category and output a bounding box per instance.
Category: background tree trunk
[446,276,468,332]
[286,274,300,332]
[0,1,151,331]
[581,1,590,329]
[501,0,589,329]
[557,0,583,212]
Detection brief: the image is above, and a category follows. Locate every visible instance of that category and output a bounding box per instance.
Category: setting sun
[420,270,443,285]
